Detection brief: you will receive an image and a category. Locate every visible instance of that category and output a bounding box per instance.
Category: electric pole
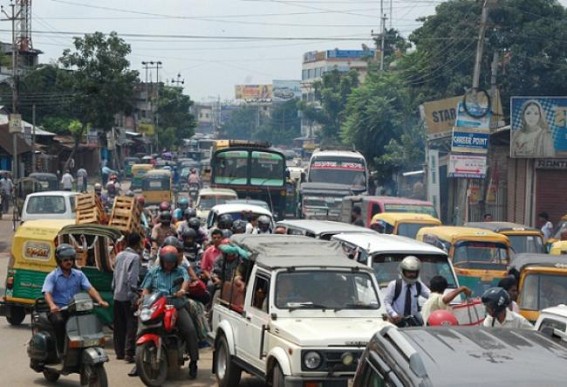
[1,1,22,178]
[472,0,497,90]
[170,73,184,88]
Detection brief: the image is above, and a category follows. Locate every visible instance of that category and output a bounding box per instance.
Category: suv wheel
[215,334,242,387]
[272,363,285,387]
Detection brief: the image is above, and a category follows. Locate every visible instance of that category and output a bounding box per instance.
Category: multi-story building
[300,48,376,137]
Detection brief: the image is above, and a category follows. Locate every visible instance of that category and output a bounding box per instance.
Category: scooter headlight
[140,305,157,322]
[75,299,94,312]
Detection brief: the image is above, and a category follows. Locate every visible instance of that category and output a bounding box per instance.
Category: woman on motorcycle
[140,245,200,379]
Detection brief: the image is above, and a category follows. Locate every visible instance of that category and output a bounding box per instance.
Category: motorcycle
[188,183,199,203]
[135,278,188,387]
[27,293,108,386]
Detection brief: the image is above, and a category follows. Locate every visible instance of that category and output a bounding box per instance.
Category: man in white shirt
[481,287,533,329]
[383,256,430,326]
[61,170,74,191]
[421,275,471,325]
[538,212,553,241]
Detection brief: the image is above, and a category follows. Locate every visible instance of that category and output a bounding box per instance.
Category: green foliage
[299,69,359,144]
[156,85,196,149]
[59,31,139,131]
[255,99,301,146]
[220,105,258,140]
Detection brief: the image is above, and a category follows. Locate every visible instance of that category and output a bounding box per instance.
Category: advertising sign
[448,154,487,179]
[421,96,462,138]
[455,102,491,130]
[9,113,21,134]
[427,149,441,218]
[235,84,272,101]
[510,97,567,158]
[326,49,375,59]
[272,80,301,102]
[451,127,489,154]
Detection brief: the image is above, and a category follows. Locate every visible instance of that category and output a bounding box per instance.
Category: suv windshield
[275,270,380,310]
[26,196,67,214]
[520,273,567,311]
[368,253,456,289]
[199,196,233,210]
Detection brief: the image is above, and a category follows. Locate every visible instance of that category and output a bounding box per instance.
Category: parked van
[276,219,377,240]
[340,195,437,227]
[465,221,545,254]
[370,212,442,239]
[331,232,458,292]
[509,253,567,322]
[21,191,80,223]
[416,226,512,296]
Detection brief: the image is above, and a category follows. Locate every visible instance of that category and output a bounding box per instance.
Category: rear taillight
[6,276,14,290]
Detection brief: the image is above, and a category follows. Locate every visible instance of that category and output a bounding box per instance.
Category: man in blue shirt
[42,244,109,354]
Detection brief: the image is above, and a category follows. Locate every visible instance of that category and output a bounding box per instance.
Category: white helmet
[399,256,421,284]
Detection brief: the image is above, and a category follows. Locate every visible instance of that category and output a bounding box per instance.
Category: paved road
[0,210,264,386]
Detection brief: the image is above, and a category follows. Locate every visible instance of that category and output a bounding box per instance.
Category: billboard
[272,80,301,102]
[326,49,375,59]
[235,84,272,101]
[510,97,567,158]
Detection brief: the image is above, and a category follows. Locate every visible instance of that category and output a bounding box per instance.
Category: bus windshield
[213,149,285,186]
[308,157,367,187]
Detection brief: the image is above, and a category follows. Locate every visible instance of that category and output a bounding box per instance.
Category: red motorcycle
[135,282,187,386]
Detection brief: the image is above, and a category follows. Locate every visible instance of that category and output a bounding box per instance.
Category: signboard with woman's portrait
[510,97,567,158]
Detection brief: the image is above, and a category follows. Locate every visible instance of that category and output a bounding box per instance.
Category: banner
[451,127,489,154]
[510,97,567,158]
[272,80,301,102]
[448,154,487,179]
[235,84,272,101]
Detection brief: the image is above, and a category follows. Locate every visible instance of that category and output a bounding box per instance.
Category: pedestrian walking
[76,168,88,193]
[111,233,141,363]
[61,170,74,191]
[0,172,13,214]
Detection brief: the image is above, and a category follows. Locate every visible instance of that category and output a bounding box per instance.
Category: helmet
[181,228,197,240]
[159,245,179,265]
[159,201,171,212]
[481,287,511,317]
[257,215,270,226]
[232,219,247,234]
[94,183,102,192]
[427,310,459,326]
[177,197,189,210]
[125,190,135,197]
[221,229,233,239]
[55,243,76,265]
[106,182,116,193]
[136,195,145,206]
[184,208,197,220]
[160,211,172,224]
[173,208,183,221]
[218,214,234,229]
[399,256,421,285]
[162,235,181,250]
[188,217,201,231]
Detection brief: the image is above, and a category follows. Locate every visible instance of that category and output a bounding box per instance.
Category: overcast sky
[8,0,567,101]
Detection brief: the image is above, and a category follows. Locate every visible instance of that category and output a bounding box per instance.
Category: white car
[210,234,390,387]
[535,304,567,342]
[206,202,273,230]
[21,191,80,223]
[195,188,238,220]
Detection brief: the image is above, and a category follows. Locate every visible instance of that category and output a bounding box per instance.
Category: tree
[219,105,258,139]
[156,85,196,149]
[58,31,139,167]
[299,69,359,144]
[254,99,301,146]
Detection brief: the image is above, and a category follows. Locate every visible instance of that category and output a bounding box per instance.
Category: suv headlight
[303,351,322,370]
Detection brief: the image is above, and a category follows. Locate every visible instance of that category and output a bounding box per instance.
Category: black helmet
[184,208,197,220]
[188,217,201,231]
[481,287,511,317]
[232,219,247,234]
[177,197,189,210]
[181,228,197,240]
[218,214,234,229]
[160,211,172,224]
[159,245,179,266]
[162,235,181,250]
[55,243,76,265]
[221,229,233,239]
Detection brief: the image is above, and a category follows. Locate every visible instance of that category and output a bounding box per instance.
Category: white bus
[306,149,369,194]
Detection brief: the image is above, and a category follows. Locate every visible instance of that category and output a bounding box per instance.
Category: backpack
[392,279,423,311]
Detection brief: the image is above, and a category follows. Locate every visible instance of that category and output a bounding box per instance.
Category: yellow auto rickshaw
[550,240,567,255]
[141,169,172,205]
[417,226,512,296]
[0,220,123,326]
[465,221,545,254]
[509,253,567,322]
[370,212,442,239]
[131,163,154,191]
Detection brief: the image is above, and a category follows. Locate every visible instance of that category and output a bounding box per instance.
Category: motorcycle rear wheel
[136,342,168,387]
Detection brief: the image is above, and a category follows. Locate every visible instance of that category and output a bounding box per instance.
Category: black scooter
[27,293,109,386]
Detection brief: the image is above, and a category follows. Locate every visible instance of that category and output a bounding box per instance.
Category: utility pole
[472,0,497,90]
[372,0,388,71]
[154,61,162,150]
[170,73,184,88]
[1,1,22,178]
[32,103,36,172]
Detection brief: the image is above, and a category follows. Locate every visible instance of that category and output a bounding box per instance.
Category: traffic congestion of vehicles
[0,141,566,387]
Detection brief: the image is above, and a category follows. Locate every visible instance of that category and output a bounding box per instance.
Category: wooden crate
[75,193,98,211]
[109,196,141,233]
[76,208,104,224]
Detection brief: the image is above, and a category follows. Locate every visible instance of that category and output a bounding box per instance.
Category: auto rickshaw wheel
[6,305,26,325]
[43,369,60,383]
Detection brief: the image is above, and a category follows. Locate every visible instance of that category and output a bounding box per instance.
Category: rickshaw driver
[42,244,109,354]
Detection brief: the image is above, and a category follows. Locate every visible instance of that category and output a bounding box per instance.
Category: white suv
[209,234,390,387]
[535,304,567,342]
